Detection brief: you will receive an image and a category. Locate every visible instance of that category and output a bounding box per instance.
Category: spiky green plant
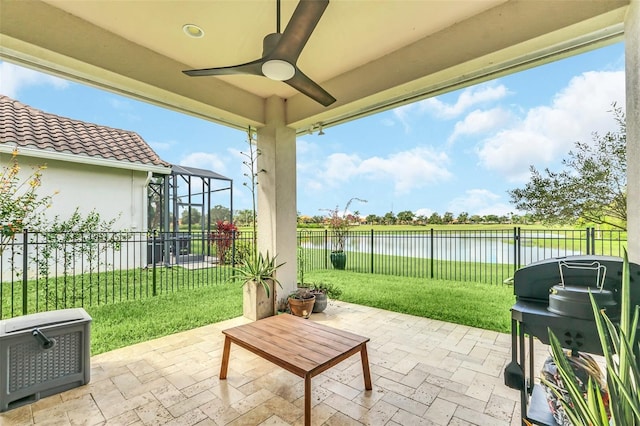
[544,248,639,425]
[228,251,284,298]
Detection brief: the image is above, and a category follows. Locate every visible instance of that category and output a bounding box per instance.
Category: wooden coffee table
[219,314,372,425]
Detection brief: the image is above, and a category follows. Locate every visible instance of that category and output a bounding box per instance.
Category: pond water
[301,232,584,265]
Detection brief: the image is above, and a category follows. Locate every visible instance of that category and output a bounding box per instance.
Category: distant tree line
[296,211,536,226]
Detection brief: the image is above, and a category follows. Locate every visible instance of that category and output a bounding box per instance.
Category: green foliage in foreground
[543,249,640,425]
[85,283,242,355]
[83,271,514,355]
[306,270,515,333]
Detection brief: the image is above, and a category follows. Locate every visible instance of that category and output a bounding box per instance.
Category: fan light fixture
[262,60,295,81]
[183,24,204,38]
[182,0,335,106]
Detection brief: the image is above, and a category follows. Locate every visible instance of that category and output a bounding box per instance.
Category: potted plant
[541,248,639,426]
[288,287,315,319]
[296,239,341,313]
[230,251,284,320]
[310,282,342,313]
[321,197,366,270]
[228,127,285,320]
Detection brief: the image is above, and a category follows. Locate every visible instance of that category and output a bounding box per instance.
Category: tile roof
[0,95,170,167]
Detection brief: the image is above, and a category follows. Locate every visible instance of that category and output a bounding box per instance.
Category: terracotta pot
[288,295,315,319]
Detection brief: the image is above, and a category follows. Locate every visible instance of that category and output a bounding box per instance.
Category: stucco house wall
[1,153,151,231]
[0,95,171,280]
[0,95,171,231]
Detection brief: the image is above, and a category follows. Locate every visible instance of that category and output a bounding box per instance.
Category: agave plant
[544,248,640,425]
[228,251,284,298]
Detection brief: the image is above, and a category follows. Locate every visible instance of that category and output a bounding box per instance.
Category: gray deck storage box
[0,308,91,412]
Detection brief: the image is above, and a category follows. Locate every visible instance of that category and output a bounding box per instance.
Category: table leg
[360,343,372,390]
[219,336,231,379]
[304,374,311,426]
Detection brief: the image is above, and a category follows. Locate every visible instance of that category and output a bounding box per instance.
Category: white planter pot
[243,279,274,321]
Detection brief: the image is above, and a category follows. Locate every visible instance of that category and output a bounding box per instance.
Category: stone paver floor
[1,301,549,425]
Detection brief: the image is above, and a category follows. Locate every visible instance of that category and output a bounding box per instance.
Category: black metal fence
[0,230,253,319]
[1,227,626,319]
[299,227,626,285]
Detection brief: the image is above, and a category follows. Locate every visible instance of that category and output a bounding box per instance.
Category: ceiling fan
[183,0,336,107]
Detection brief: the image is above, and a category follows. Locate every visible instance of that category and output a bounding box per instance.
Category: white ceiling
[0,0,629,134]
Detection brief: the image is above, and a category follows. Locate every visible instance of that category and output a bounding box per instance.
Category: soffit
[0,0,628,133]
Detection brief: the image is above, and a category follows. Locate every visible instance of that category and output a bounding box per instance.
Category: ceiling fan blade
[183,57,264,77]
[286,68,335,106]
[270,0,329,63]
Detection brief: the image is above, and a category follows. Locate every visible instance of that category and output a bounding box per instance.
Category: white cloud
[475,203,515,217]
[0,62,68,98]
[448,107,513,144]
[296,138,320,156]
[447,189,511,216]
[476,70,624,181]
[180,152,227,174]
[324,152,362,182]
[392,104,414,133]
[419,84,510,119]
[389,83,510,132]
[175,152,230,196]
[360,148,452,193]
[414,208,434,218]
[317,147,452,195]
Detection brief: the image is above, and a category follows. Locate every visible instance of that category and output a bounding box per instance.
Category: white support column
[626,0,640,263]
[256,96,298,303]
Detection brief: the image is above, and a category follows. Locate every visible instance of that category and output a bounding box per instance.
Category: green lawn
[305,270,515,333]
[86,282,242,355]
[86,271,515,355]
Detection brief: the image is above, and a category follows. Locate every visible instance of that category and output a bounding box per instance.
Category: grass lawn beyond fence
[87,271,515,355]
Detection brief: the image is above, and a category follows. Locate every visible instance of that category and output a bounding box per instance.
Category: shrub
[209,220,238,264]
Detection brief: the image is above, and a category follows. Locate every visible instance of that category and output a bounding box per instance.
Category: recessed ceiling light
[183,24,204,38]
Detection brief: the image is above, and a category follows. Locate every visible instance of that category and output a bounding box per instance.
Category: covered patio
[1,1,638,301]
[0,301,540,426]
[0,1,637,425]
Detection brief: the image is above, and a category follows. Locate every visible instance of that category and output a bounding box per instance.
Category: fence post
[587,227,595,255]
[22,229,28,315]
[513,227,521,272]
[518,226,522,269]
[152,230,157,297]
[370,229,374,274]
[231,229,237,267]
[430,228,434,279]
[324,229,328,269]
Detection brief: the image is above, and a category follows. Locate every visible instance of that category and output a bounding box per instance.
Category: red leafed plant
[209,220,239,264]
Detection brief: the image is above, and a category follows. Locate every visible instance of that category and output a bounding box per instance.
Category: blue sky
[0,42,625,219]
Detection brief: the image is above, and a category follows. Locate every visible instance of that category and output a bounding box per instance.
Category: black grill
[504,255,640,425]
